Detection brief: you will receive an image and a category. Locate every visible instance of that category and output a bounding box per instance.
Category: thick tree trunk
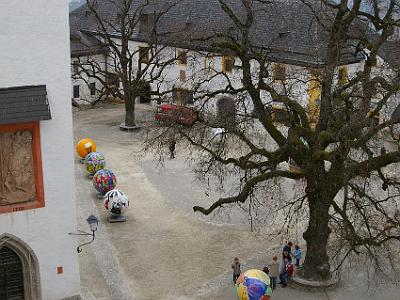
[124,98,136,127]
[302,181,332,281]
[123,82,136,127]
[120,56,136,127]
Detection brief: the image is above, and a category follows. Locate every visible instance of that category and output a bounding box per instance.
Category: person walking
[278,258,289,288]
[232,257,241,284]
[282,241,293,267]
[269,256,279,290]
[294,245,302,267]
[169,140,176,159]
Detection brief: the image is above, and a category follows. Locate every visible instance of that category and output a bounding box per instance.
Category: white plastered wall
[0,1,80,299]
[71,54,106,105]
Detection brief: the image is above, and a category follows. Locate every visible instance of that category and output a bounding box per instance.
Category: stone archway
[0,233,42,300]
[139,82,152,104]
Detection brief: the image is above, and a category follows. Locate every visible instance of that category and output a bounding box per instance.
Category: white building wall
[75,36,398,127]
[0,1,80,299]
[75,39,320,110]
[72,54,106,105]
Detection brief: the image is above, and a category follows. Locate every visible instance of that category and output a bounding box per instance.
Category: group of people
[231,241,302,290]
[275,241,302,288]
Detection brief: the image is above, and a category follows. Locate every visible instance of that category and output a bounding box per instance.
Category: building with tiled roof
[70,0,364,67]
[69,0,399,130]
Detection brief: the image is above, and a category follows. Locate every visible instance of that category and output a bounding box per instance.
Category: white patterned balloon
[104,189,129,216]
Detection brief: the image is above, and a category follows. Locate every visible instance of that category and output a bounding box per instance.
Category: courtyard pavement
[73,103,399,300]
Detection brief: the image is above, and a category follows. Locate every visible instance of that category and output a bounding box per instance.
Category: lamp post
[69,215,99,253]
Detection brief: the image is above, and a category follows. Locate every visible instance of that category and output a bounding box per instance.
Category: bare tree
[146,0,400,281]
[73,0,177,127]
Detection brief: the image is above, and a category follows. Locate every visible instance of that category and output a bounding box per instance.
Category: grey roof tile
[69,0,368,67]
[70,31,109,57]
[391,102,400,121]
[379,40,400,69]
[0,85,51,125]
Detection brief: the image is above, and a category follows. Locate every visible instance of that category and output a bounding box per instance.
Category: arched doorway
[0,234,41,300]
[216,97,236,127]
[139,82,152,104]
[0,247,24,299]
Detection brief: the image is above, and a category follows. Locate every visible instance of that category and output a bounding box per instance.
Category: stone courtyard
[74,103,399,300]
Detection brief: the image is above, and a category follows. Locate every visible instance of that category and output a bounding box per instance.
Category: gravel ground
[74,103,400,300]
[74,103,272,300]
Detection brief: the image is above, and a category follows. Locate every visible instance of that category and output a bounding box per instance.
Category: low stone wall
[291,275,339,289]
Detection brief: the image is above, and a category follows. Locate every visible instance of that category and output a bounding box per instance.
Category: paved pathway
[75,159,134,300]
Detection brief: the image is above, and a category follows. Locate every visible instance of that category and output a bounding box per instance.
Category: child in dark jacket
[169,140,176,159]
[282,250,292,264]
[278,258,289,287]
[232,257,241,284]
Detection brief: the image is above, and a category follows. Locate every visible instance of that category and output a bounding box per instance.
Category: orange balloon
[76,138,96,158]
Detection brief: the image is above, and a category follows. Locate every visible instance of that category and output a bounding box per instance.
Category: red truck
[154,103,197,126]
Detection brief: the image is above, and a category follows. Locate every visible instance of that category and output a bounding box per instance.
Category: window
[139,46,150,64]
[272,106,290,126]
[217,97,236,127]
[222,55,234,73]
[73,85,80,98]
[182,89,194,105]
[180,70,186,82]
[173,88,193,105]
[89,82,96,96]
[338,66,348,85]
[0,122,45,214]
[173,88,182,105]
[106,73,119,88]
[0,247,24,297]
[204,54,214,73]
[178,50,187,65]
[288,158,302,173]
[369,56,378,67]
[139,81,152,103]
[273,63,286,81]
[139,14,149,33]
[106,73,119,96]
[307,73,321,125]
[73,63,79,74]
[367,111,380,127]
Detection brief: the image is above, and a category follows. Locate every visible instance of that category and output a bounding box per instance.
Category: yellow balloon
[236,269,272,300]
[76,138,96,158]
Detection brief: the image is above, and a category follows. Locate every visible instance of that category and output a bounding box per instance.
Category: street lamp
[69,215,99,253]
[87,215,99,232]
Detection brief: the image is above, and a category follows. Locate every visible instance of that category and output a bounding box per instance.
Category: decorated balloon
[85,152,106,175]
[236,269,272,300]
[93,169,117,195]
[104,189,129,216]
[76,138,96,158]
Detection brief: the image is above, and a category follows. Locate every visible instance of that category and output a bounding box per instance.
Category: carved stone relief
[0,130,36,206]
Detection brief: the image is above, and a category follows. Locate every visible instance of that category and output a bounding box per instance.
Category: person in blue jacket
[294,245,302,267]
